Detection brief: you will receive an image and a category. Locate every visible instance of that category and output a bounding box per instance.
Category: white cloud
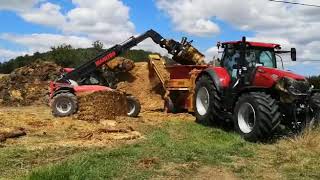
[13,0,135,45]
[0,0,174,60]
[21,2,66,27]
[156,0,220,36]
[0,0,42,11]
[1,0,320,71]
[0,49,27,62]
[204,46,219,61]
[156,0,320,61]
[0,33,92,53]
[64,0,135,44]
[134,38,169,56]
[0,0,138,62]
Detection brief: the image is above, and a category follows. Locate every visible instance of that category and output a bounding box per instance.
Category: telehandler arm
[58,29,172,83]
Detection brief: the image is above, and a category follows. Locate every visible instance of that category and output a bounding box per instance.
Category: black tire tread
[126,95,141,117]
[311,93,320,108]
[51,92,78,117]
[194,75,222,125]
[234,92,281,142]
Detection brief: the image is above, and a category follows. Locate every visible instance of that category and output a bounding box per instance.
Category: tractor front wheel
[51,92,78,117]
[234,92,281,142]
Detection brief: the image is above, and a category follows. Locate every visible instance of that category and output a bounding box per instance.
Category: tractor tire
[234,92,281,142]
[308,93,320,129]
[126,95,141,117]
[311,93,320,110]
[164,98,175,113]
[194,75,222,125]
[51,92,78,117]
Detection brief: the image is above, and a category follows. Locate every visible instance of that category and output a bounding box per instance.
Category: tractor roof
[222,41,280,49]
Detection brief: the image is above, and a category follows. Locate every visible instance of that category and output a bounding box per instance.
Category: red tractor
[151,37,320,141]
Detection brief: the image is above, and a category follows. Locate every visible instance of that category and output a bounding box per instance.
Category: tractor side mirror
[291,48,296,61]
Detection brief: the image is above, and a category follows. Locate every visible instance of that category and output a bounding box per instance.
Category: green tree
[92,40,104,52]
[51,44,78,67]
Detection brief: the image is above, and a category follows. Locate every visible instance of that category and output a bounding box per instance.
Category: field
[1,105,320,180]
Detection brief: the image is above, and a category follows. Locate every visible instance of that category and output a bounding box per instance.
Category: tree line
[0,40,153,74]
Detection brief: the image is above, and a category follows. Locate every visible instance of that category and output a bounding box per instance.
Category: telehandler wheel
[194,75,222,125]
[51,92,78,117]
[126,96,141,117]
[234,92,281,142]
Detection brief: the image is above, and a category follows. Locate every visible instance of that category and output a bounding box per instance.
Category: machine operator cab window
[221,44,277,80]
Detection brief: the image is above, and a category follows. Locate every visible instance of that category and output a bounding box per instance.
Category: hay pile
[0,61,61,106]
[0,58,169,112]
[117,62,169,112]
[76,91,128,121]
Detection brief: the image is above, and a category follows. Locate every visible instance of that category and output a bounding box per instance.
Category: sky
[0,0,319,76]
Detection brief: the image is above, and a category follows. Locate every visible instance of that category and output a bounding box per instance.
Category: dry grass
[232,129,320,180]
[1,105,320,179]
[0,74,8,79]
[0,106,144,150]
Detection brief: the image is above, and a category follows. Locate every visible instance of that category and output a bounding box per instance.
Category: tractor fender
[197,67,231,93]
[52,87,75,98]
[238,86,270,94]
[49,87,75,107]
[233,86,270,108]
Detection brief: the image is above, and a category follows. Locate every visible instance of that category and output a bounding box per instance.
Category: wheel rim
[127,100,136,116]
[238,103,256,134]
[196,87,210,116]
[56,98,72,114]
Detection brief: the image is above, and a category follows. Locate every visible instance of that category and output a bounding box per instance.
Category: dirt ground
[0,105,194,149]
[0,60,194,149]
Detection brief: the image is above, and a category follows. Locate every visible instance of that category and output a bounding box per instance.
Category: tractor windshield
[222,47,277,70]
[245,48,277,68]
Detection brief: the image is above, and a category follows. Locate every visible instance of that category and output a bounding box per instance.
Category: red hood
[258,66,305,80]
[253,66,306,88]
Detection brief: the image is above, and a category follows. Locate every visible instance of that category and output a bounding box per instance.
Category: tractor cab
[220,41,278,80]
[218,37,300,88]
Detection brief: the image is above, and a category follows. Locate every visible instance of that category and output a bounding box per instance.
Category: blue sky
[0,0,319,76]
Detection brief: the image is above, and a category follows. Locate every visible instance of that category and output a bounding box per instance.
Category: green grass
[0,146,85,179]
[26,121,253,180]
[2,121,320,179]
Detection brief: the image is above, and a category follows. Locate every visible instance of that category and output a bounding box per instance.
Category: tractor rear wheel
[194,75,222,125]
[51,92,78,117]
[126,95,141,117]
[234,92,281,142]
